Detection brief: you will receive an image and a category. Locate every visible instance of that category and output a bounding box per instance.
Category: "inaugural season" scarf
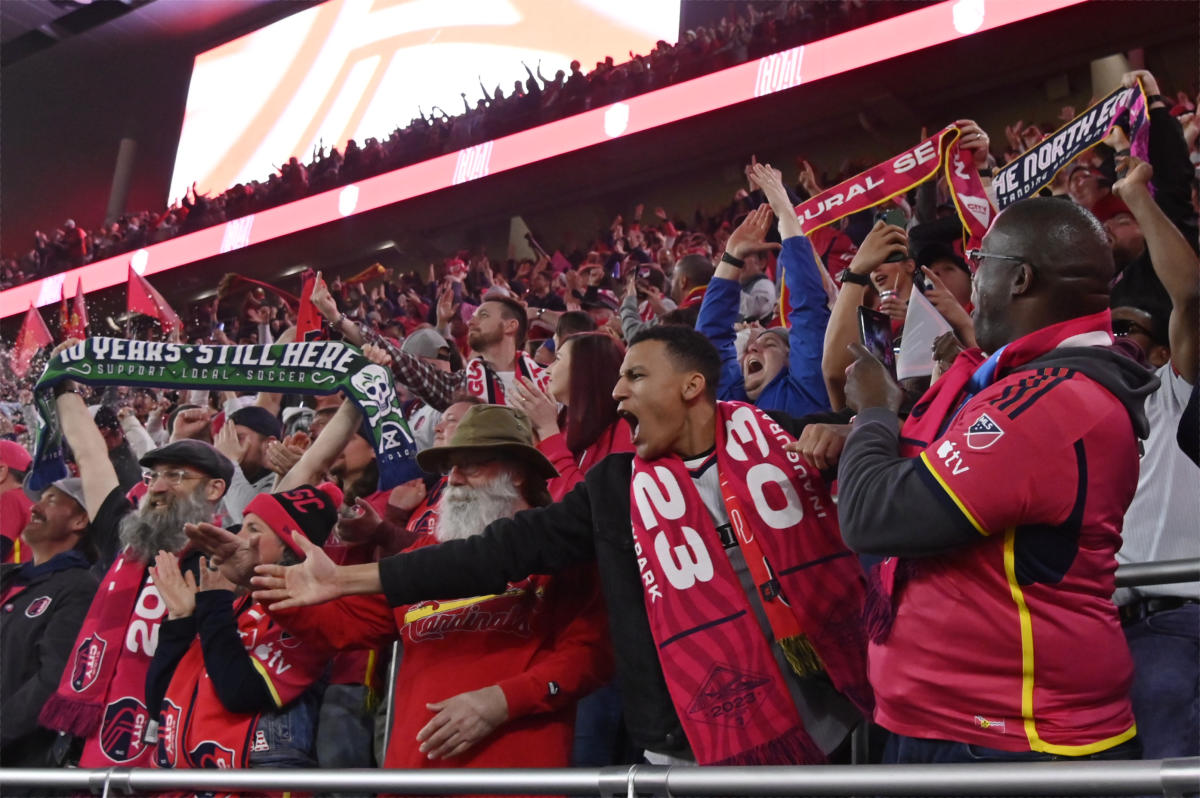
[28,338,421,493]
[794,123,994,249]
[629,401,871,765]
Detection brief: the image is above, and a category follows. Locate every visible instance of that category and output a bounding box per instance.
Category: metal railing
[1115,558,1200,588]
[2,759,1198,796]
[4,559,1196,797]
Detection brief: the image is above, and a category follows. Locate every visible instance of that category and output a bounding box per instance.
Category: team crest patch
[100,696,149,762]
[156,699,182,769]
[189,740,236,769]
[686,664,772,728]
[965,412,1005,450]
[24,595,52,618]
[70,633,107,692]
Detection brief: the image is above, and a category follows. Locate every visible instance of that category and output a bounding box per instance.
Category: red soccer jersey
[156,597,330,770]
[872,366,1139,754]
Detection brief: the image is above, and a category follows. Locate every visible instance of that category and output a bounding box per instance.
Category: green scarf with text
[29,337,420,493]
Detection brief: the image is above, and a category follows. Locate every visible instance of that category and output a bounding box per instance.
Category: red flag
[12,304,53,378]
[127,266,181,334]
[294,270,325,342]
[58,281,70,336]
[65,277,88,340]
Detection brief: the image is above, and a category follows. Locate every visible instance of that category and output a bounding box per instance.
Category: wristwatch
[838,269,871,286]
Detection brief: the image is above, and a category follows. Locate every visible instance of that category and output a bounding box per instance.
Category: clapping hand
[150,550,197,619]
[508,375,560,441]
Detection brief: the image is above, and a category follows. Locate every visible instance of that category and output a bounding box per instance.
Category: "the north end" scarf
[993,84,1148,209]
[630,401,871,765]
[28,338,421,493]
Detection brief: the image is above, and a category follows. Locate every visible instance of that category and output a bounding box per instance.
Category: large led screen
[168,0,680,203]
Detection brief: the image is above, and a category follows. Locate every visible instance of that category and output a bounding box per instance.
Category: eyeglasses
[965,249,1028,271]
[1112,318,1155,339]
[142,469,206,487]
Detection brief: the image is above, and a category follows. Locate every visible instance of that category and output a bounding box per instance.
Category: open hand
[265,439,304,476]
[252,534,340,610]
[214,418,249,464]
[724,204,775,260]
[198,556,238,592]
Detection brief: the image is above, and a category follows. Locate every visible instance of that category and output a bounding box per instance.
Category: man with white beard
[255,405,612,771]
[38,376,234,769]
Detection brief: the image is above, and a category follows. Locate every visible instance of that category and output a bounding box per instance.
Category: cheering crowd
[0,54,1197,794]
[0,0,933,291]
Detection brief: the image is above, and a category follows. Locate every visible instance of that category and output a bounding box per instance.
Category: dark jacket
[0,551,98,765]
[379,411,814,756]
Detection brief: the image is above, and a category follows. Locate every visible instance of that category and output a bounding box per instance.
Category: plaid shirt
[361,326,465,411]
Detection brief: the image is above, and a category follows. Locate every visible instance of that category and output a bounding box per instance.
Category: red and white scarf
[462,352,547,404]
[630,401,872,765]
[795,123,994,250]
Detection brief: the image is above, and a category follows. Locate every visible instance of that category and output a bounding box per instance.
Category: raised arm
[754,163,832,413]
[696,204,775,401]
[276,400,362,490]
[310,272,364,346]
[1114,157,1199,383]
[55,384,119,523]
[253,469,602,610]
[822,222,908,409]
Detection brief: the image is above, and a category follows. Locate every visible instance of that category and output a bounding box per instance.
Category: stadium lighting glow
[0,0,1087,321]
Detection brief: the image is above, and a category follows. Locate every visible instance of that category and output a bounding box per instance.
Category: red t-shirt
[872,367,1139,754]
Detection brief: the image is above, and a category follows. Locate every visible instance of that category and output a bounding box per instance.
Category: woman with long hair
[510,332,633,501]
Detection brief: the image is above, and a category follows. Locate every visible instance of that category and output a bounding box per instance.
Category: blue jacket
[696,235,831,415]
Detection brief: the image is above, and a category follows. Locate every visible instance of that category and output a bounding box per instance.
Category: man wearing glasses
[39,378,234,770]
[835,196,1160,764]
